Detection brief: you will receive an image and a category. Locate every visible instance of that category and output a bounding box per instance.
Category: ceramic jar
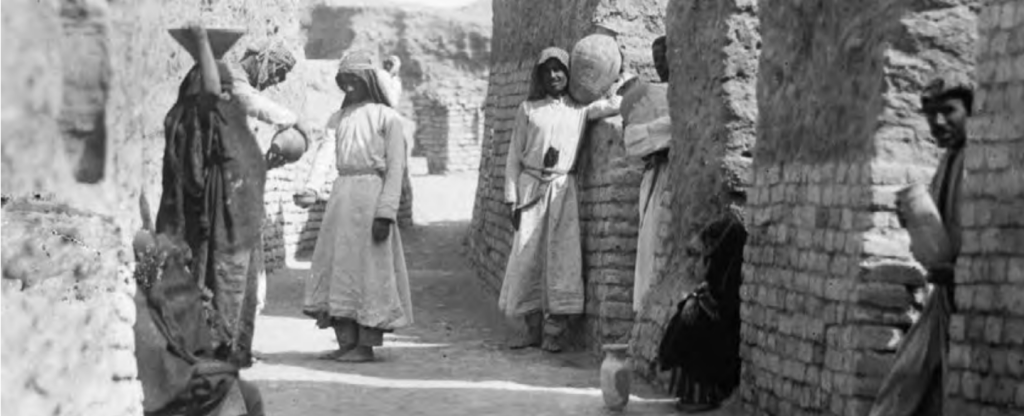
[600,343,632,411]
[897,184,953,266]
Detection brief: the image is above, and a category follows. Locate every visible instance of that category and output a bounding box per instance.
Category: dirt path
[242,173,730,415]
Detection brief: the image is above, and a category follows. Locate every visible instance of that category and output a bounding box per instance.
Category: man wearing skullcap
[297,49,412,363]
[869,72,974,416]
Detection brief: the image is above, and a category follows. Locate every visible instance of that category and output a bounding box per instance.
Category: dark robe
[869,146,964,416]
[659,215,747,406]
[156,65,267,366]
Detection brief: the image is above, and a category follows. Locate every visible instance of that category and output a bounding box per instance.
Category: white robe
[623,115,672,311]
[302,102,413,330]
[498,95,620,318]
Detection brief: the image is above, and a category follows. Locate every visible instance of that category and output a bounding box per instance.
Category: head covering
[528,47,570,100]
[384,55,402,76]
[336,49,393,107]
[240,45,297,90]
[921,71,975,115]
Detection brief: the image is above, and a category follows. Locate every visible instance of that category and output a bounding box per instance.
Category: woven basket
[621,82,669,126]
[897,184,953,266]
[569,34,622,105]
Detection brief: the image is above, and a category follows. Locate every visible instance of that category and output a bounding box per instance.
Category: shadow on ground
[245,218,693,415]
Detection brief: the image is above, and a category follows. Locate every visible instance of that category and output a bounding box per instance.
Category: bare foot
[540,338,562,353]
[508,333,541,350]
[335,346,375,363]
[317,348,351,360]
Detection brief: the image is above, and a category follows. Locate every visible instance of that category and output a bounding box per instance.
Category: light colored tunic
[226,64,299,317]
[302,102,413,330]
[499,95,620,318]
[624,115,672,311]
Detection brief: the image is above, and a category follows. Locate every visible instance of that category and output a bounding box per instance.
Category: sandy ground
[243,172,746,416]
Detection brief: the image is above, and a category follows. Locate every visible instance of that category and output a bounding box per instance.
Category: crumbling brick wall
[629,0,759,384]
[739,1,976,415]
[3,1,312,413]
[467,0,666,350]
[413,94,485,174]
[575,119,645,348]
[1,0,181,413]
[946,0,1024,413]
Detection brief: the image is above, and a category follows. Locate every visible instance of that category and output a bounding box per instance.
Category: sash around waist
[521,165,571,182]
[336,166,384,178]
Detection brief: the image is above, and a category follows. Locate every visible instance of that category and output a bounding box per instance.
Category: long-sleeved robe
[498,95,620,318]
[302,102,413,330]
[623,115,672,311]
[224,63,300,363]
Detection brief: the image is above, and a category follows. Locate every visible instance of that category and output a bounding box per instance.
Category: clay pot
[270,128,308,163]
[600,344,632,411]
[168,27,245,61]
[569,34,622,105]
[897,184,953,266]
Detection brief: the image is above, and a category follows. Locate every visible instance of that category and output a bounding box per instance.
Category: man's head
[539,58,569,97]
[921,73,974,149]
[652,36,668,83]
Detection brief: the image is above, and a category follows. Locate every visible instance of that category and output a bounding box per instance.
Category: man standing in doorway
[623,36,672,312]
[869,73,973,416]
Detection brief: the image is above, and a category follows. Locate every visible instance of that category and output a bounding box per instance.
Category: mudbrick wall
[1,0,184,413]
[264,1,492,265]
[739,1,976,416]
[946,0,1024,414]
[467,0,667,351]
[629,0,760,385]
[413,93,486,174]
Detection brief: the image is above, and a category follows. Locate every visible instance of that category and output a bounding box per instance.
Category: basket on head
[169,27,246,61]
[569,34,622,105]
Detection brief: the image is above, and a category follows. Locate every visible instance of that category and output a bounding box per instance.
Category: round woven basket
[569,34,622,105]
[621,82,669,126]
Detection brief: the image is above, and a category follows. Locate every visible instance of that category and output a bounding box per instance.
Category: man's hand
[372,218,392,243]
[926,263,955,285]
[266,144,288,170]
[294,121,315,147]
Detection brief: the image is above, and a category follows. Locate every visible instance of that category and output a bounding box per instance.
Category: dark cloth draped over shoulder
[134,236,248,416]
[156,64,267,278]
[658,215,747,396]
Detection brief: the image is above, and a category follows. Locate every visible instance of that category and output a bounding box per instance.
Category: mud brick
[985,316,1005,343]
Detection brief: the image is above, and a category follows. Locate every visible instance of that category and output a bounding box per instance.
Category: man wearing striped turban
[296,50,412,363]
